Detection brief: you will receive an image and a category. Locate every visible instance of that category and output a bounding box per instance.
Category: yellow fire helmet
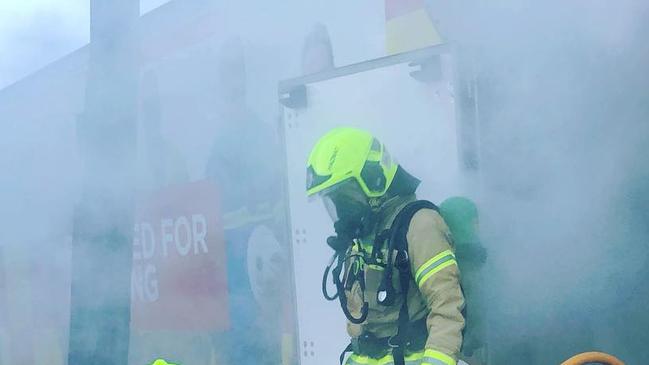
[150,359,179,365]
[306,127,399,199]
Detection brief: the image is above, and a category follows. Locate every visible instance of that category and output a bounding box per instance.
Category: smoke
[454,1,649,363]
[0,0,89,89]
[1,0,648,364]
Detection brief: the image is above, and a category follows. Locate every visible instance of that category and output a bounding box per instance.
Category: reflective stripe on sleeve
[414,250,457,288]
[422,349,456,365]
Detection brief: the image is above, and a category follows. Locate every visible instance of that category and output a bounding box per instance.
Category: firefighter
[306,127,465,365]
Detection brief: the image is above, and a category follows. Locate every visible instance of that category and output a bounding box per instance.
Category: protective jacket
[344,195,465,365]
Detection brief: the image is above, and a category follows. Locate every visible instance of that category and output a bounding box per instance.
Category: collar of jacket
[360,194,417,250]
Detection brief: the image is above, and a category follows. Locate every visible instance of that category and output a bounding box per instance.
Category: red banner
[131,180,229,331]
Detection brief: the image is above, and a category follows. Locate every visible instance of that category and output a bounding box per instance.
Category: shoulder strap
[376,200,439,306]
[384,200,439,287]
[390,200,439,251]
[380,200,438,365]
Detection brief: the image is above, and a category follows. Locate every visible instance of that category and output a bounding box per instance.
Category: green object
[439,196,486,265]
[306,127,399,198]
[439,196,479,246]
[440,196,487,357]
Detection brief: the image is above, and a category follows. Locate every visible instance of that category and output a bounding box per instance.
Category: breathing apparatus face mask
[315,179,377,251]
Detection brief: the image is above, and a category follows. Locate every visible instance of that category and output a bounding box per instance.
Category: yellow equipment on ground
[561,352,624,365]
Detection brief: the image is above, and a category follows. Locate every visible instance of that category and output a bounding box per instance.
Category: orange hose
[561,351,624,365]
